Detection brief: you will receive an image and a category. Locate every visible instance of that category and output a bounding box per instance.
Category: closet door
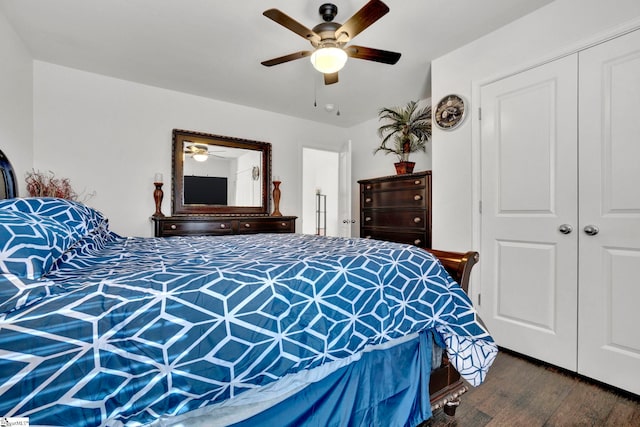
[577,29,640,395]
[479,55,579,370]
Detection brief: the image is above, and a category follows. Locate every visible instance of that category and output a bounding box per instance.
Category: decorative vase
[271,180,282,216]
[153,181,165,217]
[394,161,415,175]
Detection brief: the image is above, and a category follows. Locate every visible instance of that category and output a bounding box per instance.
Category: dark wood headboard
[0,149,18,199]
[425,249,479,294]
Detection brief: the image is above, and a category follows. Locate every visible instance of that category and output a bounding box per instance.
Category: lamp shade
[310,47,348,74]
[192,153,208,162]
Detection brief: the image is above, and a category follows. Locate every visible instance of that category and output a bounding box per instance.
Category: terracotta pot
[394,161,415,175]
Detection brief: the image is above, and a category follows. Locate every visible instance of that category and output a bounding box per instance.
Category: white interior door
[479,55,579,370]
[577,29,640,395]
[338,140,352,237]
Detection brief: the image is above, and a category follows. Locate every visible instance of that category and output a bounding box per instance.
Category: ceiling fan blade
[324,72,339,85]
[345,45,401,64]
[335,0,389,43]
[261,50,312,67]
[263,9,321,44]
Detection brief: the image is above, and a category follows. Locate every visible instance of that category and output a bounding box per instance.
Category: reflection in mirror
[172,129,271,216]
[182,142,262,207]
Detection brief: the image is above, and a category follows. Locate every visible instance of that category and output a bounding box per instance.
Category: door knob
[558,224,573,234]
[583,225,599,236]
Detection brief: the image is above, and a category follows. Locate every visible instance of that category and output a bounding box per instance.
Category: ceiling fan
[261,0,401,85]
[184,143,227,162]
[184,143,210,162]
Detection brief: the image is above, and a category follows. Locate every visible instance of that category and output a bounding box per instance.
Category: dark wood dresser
[153,216,297,237]
[358,171,431,248]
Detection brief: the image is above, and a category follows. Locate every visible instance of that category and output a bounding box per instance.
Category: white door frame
[300,142,352,237]
[469,20,640,392]
[470,20,640,307]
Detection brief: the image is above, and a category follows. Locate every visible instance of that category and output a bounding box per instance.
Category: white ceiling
[1,0,554,127]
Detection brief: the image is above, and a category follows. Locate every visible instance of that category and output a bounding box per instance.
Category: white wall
[30,60,433,238]
[431,0,640,251]
[0,11,33,195]
[32,61,348,236]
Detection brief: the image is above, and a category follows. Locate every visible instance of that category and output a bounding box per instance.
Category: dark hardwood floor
[426,350,640,426]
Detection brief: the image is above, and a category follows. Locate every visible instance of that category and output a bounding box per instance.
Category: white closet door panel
[496,241,556,330]
[480,54,578,370]
[578,28,640,395]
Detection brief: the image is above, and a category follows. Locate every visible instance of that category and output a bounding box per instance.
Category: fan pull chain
[313,74,318,107]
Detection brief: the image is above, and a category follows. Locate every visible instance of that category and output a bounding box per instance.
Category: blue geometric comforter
[0,202,497,426]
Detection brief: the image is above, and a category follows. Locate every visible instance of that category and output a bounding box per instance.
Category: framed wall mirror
[172,129,271,215]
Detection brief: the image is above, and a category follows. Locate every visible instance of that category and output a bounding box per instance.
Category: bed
[0,157,496,426]
[0,148,17,200]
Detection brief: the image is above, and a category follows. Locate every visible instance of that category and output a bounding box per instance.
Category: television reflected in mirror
[172,129,271,215]
[183,176,228,205]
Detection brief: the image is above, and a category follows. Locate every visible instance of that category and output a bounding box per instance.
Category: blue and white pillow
[52,220,120,270]
[0,210,82,279]
[0,199,116,314]
[0,197,107,237]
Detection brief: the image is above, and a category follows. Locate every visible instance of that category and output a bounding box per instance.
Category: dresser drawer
[362,210,427,229]
[153,216,297,237]
[361,229,429,247]
[361,176,426,192]
[362,188,426,208]
[159,219,234,236]
[237,218,295,234]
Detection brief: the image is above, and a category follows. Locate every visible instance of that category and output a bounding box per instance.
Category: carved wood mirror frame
[172,129,271,216]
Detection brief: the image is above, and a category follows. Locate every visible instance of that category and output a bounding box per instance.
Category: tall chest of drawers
[358,171,432,248]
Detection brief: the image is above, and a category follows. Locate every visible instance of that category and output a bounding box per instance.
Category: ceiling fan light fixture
[192,153,208,162]
[187,144,209,162]
[310,47,347,74]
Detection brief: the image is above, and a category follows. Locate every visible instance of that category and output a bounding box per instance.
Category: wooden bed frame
[0,149,17,200]
[425,248,480,418]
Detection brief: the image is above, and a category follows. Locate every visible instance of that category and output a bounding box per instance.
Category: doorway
[301,142,353,237]
[302,147,339,236]
[478,28,640,395]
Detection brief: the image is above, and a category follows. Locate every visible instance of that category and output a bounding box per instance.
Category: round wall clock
[434,94,466,130]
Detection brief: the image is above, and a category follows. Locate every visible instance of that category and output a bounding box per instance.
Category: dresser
[153,216,297,237]
[358,171,431,248]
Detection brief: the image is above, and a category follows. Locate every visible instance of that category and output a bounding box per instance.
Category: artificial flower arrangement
[24,169,95,201]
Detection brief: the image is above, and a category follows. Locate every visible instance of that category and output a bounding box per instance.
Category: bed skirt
[155,331,434,427]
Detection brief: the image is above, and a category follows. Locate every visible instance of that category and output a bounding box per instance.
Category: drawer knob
[413,217,421,223]
[281,222,287,227]
[244,223,251,228]
[366,185,372,190]
[414,239,422,245]
[365,197,372,203]
[414,195,422,201]
[170,224,177,230]
[220,224,226,229]
[414,180,421,185]
[365,217,372,222]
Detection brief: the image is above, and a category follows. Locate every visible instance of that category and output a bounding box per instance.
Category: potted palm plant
[375,100,432,174]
